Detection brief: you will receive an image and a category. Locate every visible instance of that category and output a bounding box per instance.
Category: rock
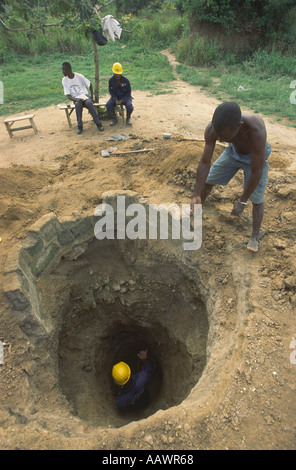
[144,434,154,446]
[273,238,287,249]
[133,142,143,150]
[284,276,296,290]
[22,361,37,376]
[184,423,191,432]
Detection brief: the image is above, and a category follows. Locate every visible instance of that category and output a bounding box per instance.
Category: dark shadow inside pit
[103,325,163,414]
[55,237,209,427]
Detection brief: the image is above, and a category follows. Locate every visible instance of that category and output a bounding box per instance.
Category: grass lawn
[0,41,176,116]
[0,39,295,127]
[175,61,296,127]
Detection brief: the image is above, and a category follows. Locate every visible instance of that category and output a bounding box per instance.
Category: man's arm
[191,123,216,209]
[124,77,132,97]
[66,94,77,103]
[89,82,94,102]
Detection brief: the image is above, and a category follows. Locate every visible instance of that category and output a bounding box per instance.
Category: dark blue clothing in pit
[116,363,153,410]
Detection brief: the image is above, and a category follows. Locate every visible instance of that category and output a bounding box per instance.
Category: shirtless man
[191,102,271,252]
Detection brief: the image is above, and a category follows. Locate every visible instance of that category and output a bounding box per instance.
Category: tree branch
[0,18,63,31]
[121,24,141,33]
[93,0,116,20]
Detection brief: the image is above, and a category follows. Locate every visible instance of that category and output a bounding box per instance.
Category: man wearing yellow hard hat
[106,62,134,126]
[112,349,153,411]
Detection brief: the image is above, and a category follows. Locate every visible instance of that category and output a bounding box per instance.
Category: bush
[176,32,221,66]
[128,12,184,50]
[176,0,296,45]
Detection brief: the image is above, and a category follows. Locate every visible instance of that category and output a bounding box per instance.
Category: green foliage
[131,12,184,50]
[176,33,221,66]
[176,0,296,41]
[116,0,163,15]
[175,47,296,124]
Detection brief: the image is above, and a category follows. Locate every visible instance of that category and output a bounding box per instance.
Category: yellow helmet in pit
[112,62,123,75]
[112,362,131,385]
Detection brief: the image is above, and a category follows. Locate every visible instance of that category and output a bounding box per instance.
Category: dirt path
[0,51,295,450]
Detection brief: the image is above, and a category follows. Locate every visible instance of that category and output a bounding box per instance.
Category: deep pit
[4,193,209,428]
[57,236,209,427]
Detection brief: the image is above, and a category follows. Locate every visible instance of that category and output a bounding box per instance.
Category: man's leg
[106,97,118,126]
[247,202,264,252]
[123,98,134,125]
[84,99,104,131]
[244,148,269,252]
[75,101,83,133]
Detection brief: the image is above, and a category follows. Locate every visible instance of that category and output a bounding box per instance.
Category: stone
[65,242,88,261]
[284,276,296,290]
[3,273,31,311]
[21,233,44,257]
[70,217,94,237]
[22,361,37,376]
[28,213,60,244]
[144,434,154,446]
[273,238,287,249]
[58,229,75,245]
[30,242,59,277]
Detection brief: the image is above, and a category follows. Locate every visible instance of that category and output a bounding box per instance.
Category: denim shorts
[206,142,271,204]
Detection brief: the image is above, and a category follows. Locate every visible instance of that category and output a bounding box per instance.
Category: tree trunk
[92,38,99,102]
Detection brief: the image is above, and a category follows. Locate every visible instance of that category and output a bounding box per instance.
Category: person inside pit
[106,62,134,127]
[62,61,104,134]
[190,101,271,253]
[112,349,153,412]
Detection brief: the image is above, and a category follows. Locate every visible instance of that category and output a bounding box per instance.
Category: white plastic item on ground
[101,15,122,41]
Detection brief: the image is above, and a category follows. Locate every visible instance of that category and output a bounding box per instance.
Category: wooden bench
[4,114,38,138]
[58,102,125,128]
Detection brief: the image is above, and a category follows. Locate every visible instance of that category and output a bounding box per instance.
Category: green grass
[0,41,175,116]
[175,56,296,125]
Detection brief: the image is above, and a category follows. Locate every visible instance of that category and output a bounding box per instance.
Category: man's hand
[231,200,246,216]
[190,195,202,215]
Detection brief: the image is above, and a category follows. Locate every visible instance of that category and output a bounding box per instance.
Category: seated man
[191,101,271,253]
[106,62,134,126]
[62,61,104,134]
[112,349,153,412]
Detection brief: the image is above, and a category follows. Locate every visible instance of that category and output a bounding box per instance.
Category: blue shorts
[206,142,271,204]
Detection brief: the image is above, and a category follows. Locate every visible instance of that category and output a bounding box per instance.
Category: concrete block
[28,213,60,243]
[70,217,94,237]
[30,242,60,277]
[21,232,44,257]
[65,242,88,260]
[3,272,31,311]
[58,229,75,245]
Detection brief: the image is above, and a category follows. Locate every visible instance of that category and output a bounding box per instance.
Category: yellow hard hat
[112,62,123,75]
[112,362,131,385]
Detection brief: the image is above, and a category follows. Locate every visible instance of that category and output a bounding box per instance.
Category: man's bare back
[205,113,267,155]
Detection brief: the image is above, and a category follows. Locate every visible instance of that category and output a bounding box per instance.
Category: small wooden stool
[4,114,38,138]
[59,103,107,128]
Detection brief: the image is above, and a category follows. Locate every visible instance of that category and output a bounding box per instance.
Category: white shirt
[62,73,90,99]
